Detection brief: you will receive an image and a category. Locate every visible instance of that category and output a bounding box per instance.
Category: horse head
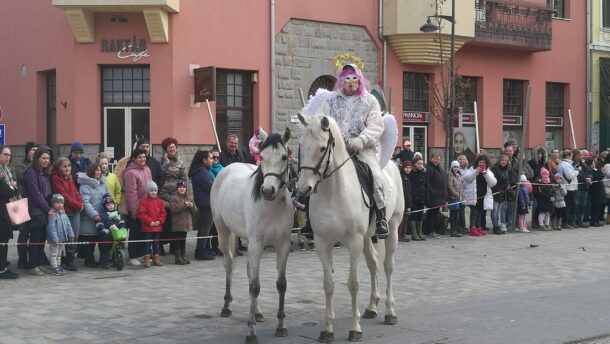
[296,113,342,196]
[252,127,291,201]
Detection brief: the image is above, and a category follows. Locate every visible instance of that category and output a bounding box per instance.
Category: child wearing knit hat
[46,194,75,276]
[534,168,555,231]
[137,181,166,267]
[168,180,196,265]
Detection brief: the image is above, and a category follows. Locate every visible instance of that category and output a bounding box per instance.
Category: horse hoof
[318,331,334,343]
[275,327,288,337]
[362,309,377,319]
[255,313,264,322]
[348,330,363,342]
[220,308,232,317]
[384,315,398,325]
[245,335,258,344]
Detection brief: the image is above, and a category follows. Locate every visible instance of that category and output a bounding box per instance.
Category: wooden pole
[298,88,306,107]
[205,99,222,153]
[568,109,577,148]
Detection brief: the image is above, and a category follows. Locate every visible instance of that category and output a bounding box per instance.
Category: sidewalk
[2,227,610,343]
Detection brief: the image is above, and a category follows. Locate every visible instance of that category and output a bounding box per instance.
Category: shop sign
[194,66,216,102]
[453,113,475,126]
[101,36,150,62]
[545,117,563,127]
[503,115,522,126]
[402,111,430,123]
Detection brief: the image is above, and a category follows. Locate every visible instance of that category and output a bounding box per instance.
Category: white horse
[297,114,404,343]
[210,128,294,344]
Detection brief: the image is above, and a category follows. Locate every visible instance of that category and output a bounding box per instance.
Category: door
[403,125,428,161]
[103,107,150,161]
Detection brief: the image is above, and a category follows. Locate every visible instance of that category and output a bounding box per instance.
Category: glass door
[403,126,428,161]
[104,107,149,162]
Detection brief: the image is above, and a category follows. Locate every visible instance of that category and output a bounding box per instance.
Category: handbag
[6,197,31,225]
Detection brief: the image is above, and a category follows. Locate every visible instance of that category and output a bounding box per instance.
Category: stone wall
[275,19,379,152]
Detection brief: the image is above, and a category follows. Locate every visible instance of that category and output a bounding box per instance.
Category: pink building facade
[0,0,586,163]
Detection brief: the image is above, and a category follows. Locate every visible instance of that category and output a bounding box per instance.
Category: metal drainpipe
[378,0,387,95]
[270,0,276,132]
[586,0,592,149]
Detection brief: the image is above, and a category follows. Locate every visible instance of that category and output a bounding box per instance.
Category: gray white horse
[210,128,294,344]
[297,114,404,343]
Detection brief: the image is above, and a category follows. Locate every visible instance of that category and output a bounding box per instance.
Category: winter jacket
[68,156,91,189]
[138,196,166,233]
[0,177,16,241]
[447,171,462,199]
[23,167,52,226]
[552,184,567,208]
[50,170,83,215]
[190,165,214,209]
[146,155,164,188]
[462,167,497,210]
[169,193,197,232]
[602,163,610,198]
[78,173,109,236]
[104,172,122,208]
[99,209,125,230]
[527,146,547,182]
[534,179,554,213]
[408,169,427,207]
[491,164,511,202]
[425,162,447,207]
[160,155,186,201]
[123,163,153,217]
[395,149,414,165]
[46,209,74,243]
[209,163,224,179]
[219,149,245,167]
[517,185,529,215]
[400,171,413,210]
[557,159,577,190]
[589,169,606,205]
[573,160,592,192]
[510,155,534,181]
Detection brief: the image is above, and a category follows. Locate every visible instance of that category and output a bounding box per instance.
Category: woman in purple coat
[22,148,53,275]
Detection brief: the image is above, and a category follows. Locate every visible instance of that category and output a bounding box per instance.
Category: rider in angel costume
[301,62,389,239]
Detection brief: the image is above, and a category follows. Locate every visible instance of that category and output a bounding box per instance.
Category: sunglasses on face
[212,156,220,159]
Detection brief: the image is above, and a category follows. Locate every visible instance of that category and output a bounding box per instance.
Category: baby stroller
[109,226,128,271]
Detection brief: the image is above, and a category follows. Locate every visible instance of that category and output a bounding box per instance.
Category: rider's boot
[375,207,389,239]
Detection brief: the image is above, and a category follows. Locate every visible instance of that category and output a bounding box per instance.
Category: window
[546,82,565,117]
[503,79,524,116]
[547,0,565,18]
[457,76,477,113]
[216,70,253,147]
[308,75,336,97]
[604,0,610,28]
[403,72,429,112]
[46,71,57,147]
[102,66,150,105]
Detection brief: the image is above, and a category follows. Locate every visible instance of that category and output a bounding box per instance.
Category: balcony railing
[474,0,553,51]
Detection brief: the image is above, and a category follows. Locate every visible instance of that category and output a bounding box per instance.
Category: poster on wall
[452,127,476,163]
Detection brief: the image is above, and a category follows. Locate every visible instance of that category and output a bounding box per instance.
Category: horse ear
[297,113,310,126]
[282,128,291,144]
[320,116,330,132]
[258,127,268,142]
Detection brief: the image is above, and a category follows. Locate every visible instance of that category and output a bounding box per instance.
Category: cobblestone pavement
[2,226,610,344]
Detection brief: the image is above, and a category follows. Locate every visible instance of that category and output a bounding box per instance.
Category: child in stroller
[96,195,128,270]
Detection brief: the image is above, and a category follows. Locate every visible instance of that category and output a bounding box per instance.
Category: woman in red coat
[137,180,166,267]
[50,157,84,271]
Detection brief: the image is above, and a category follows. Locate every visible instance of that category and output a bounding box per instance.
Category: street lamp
[420,1,456,166]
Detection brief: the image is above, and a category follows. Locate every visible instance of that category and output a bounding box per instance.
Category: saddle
[351,156,374,209]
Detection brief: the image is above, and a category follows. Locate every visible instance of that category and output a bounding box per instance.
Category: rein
[261,146,290,190]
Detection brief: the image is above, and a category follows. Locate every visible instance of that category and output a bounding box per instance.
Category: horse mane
[251,133,286,201]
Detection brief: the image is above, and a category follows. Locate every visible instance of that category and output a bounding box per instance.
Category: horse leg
[383,217,399,325]
[218,223,235,317]
[274,234,291,337]
[362,235,380,319]
[347,239,363,342]
[316,240,335,343]
[246,242,263,344]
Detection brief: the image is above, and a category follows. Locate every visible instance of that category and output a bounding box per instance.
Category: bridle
[261,145,290,190]
[298,126,355,191]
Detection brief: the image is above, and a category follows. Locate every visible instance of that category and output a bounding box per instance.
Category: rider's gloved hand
[347,137,364,154]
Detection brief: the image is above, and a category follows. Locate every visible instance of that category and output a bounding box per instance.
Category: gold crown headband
[332,53,365,71]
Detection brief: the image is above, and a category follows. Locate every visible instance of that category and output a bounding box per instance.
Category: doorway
[403,125,428,161]
[103,107,150,161]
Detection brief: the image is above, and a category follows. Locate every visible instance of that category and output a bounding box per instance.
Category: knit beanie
[70,141,85,153]
[554,173,563,182]
[51,194,64,205]
[540,167,549,176]
[146,180,158,193]
[401,161,412,170]
[450,160,460,169]
[24,141,38,155]
[176,180,187,189]
[102,194,114,206]
[520,174,527,183]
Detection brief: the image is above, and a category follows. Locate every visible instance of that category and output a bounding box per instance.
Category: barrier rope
[0,235,217,247]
